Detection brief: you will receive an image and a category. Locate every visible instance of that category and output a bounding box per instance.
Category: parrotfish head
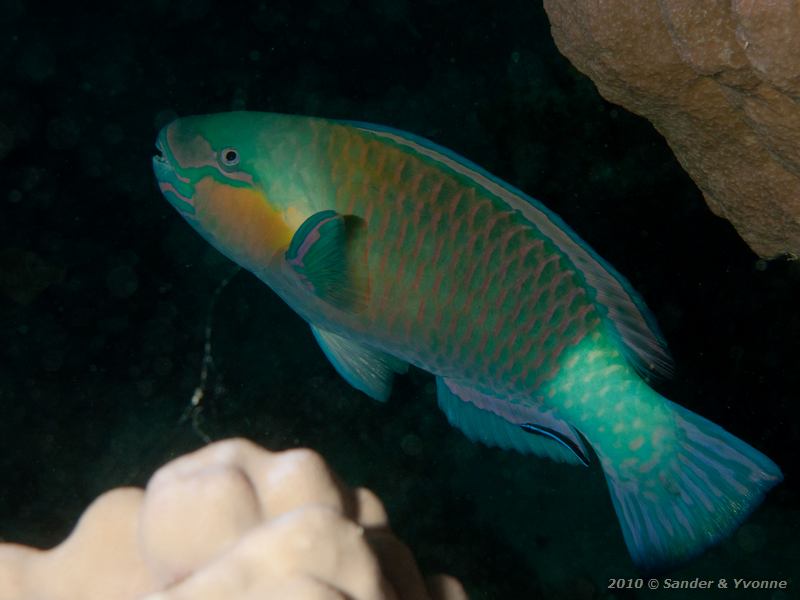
[152,111,312,276]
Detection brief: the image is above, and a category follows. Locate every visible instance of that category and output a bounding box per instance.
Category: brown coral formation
[0,438,467,600]
[544,0,800,258]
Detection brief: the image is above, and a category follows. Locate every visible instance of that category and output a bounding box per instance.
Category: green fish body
[153,112,781,569]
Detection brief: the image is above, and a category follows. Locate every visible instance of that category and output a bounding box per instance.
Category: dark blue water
[1,1,797,597]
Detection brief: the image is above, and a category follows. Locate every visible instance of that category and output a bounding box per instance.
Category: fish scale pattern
[321,122,603,399]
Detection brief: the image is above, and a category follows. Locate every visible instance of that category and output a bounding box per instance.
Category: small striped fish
[153,112,781,569]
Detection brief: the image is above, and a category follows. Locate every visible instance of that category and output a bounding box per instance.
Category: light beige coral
[0,438,467,600]
[544,0,800,259]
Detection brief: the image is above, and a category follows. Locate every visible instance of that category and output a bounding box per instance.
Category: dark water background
[1,1,798,598]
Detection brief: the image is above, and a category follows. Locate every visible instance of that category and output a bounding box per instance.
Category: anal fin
[436,377,590,466]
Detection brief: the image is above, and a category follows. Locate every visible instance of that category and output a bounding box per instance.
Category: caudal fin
[602,400,782,570]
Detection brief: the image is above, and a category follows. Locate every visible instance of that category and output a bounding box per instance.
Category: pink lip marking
[159,181,195,207]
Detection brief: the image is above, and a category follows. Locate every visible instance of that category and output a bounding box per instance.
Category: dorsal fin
[342,120,673,379]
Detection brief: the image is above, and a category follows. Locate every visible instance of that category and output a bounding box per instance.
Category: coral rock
[544,0,800,258]
[0,438,468,600]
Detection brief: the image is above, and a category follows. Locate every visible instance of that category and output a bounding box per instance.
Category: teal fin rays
[285,210,369,313]
[311,325,408,402]
[436,378,590,466]
[600,400,783,570]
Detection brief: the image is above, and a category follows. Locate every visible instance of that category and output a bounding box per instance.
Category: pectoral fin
[285,210,369,313]
[311,325,408,402]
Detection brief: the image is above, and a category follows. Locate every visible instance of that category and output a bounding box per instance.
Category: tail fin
[602,400,782,570]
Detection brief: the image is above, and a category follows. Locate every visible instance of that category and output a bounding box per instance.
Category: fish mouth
[152,127,174,172]
[152,129,173,178]
[152,126,197,215]
[153,137,169,165]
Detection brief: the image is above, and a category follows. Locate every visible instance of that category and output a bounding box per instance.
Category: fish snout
[152,124,197,215]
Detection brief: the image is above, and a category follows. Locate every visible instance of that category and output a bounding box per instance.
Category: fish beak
[153,136,167,165]
[152,126,173,174]
[152,125,197,215]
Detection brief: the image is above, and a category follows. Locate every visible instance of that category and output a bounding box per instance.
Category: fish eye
[220,147,240,167]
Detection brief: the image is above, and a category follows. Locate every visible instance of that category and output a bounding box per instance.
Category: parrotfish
[153,111,781,569]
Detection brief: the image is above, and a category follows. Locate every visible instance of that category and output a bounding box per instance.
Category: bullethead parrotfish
[152,111,782,569]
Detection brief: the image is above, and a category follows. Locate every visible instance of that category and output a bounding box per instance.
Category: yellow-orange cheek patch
[193,177,294,265]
